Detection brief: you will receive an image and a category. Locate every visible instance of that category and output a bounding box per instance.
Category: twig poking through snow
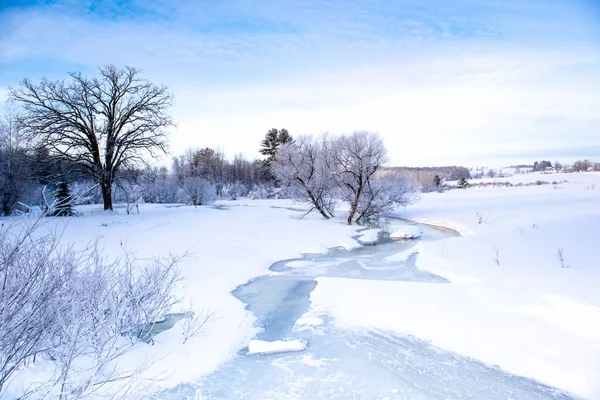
[493,246,500,266]
[182,309,219,344]
[556,248,569,269]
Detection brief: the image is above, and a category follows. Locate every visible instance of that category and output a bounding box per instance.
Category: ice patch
[294,316,324,332]
[357,229,381,244]
[299,354,328,368]
[247,338,307,355]
[390,226,422,239]
[384,249,418,262]
[284,261,314,268]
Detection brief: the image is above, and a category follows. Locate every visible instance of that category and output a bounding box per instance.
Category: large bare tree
[332,131,388,224]
[272,134,337,219]
[9,65,174,210]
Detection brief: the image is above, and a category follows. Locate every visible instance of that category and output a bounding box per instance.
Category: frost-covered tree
[9,65,174,211]
[182,177,216,206]
[273,131,417,223]
[350,174,419,223]
[0,108,35,216]
[457,177,469,188]
[331,131,388,224]
[272,135,337,219]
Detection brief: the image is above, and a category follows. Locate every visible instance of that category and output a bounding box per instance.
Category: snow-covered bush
[222,182,249,200]
[69,180,101,205]
[141,177,181,204]
[0,219,183,398]
[114,180,144,214]
[182,177,216,205]
[248,184,270,199]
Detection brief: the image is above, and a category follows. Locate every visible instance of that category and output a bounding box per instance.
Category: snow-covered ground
[247,338,307,355]
[310,172,600,399]
[467,171,600,187]
[5,172,600,399]
[3,201,359,397]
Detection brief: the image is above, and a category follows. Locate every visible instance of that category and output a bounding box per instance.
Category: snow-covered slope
[5,173,600,398]
[3,200,359,396]
[309,173,600,399]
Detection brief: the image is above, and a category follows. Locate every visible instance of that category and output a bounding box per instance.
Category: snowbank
[247,338,307,355]
[384,249,417,262]
[357,228,380,244]
[310,173,600,399]
[389,226,422,239]
[3,199,359,396]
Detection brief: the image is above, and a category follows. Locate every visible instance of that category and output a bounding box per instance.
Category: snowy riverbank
[3,201,360,398]
[309,172,600,399]
[4,172,599,399]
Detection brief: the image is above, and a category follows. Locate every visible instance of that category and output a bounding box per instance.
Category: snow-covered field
[311,172,600,399]
[4,201,359,397]
[468,171,599,187]
[5,171,600,399]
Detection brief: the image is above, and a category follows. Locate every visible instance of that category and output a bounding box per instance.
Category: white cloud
[1,0,599,167]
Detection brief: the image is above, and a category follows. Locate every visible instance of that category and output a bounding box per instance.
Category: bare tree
[9,65,174,211]
[115,179,142,215]
[0,107,34,215]
[572,159,592,172]
[272,135,337,219]
[351,173,418,223]
[331,131,388,224]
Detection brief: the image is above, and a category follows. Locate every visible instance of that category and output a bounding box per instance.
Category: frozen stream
[155,220,573,400]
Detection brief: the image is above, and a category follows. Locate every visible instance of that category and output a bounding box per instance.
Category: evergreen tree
[277,129,293,146]
[259,128,293,167]
[457,177,468,189]
[52,182,74,216]
[433,174,442,189]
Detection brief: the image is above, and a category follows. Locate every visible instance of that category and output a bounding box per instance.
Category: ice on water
[154,221,572,400]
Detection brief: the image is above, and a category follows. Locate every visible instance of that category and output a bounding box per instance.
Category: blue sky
[1,0,599,167]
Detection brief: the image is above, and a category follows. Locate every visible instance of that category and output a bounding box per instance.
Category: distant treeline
[380,166,470,192]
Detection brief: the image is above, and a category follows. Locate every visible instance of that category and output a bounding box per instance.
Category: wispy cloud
[1,0,599,166]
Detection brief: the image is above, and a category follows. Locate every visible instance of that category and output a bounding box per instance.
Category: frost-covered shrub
[114,181,144,213]
[0,219,182,398]
[222,182,249,200]
[182,177,216,205]
[141,178,181,204]
[69,180,101,205]
[275,183,301,200]
[248,184,270,199]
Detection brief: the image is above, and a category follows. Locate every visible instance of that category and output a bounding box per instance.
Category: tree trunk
[101,181,113,211]
[346,187,362,225]
[346,207,356,225]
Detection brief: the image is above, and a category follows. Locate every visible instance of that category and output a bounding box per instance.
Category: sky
[0,0,599,168]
